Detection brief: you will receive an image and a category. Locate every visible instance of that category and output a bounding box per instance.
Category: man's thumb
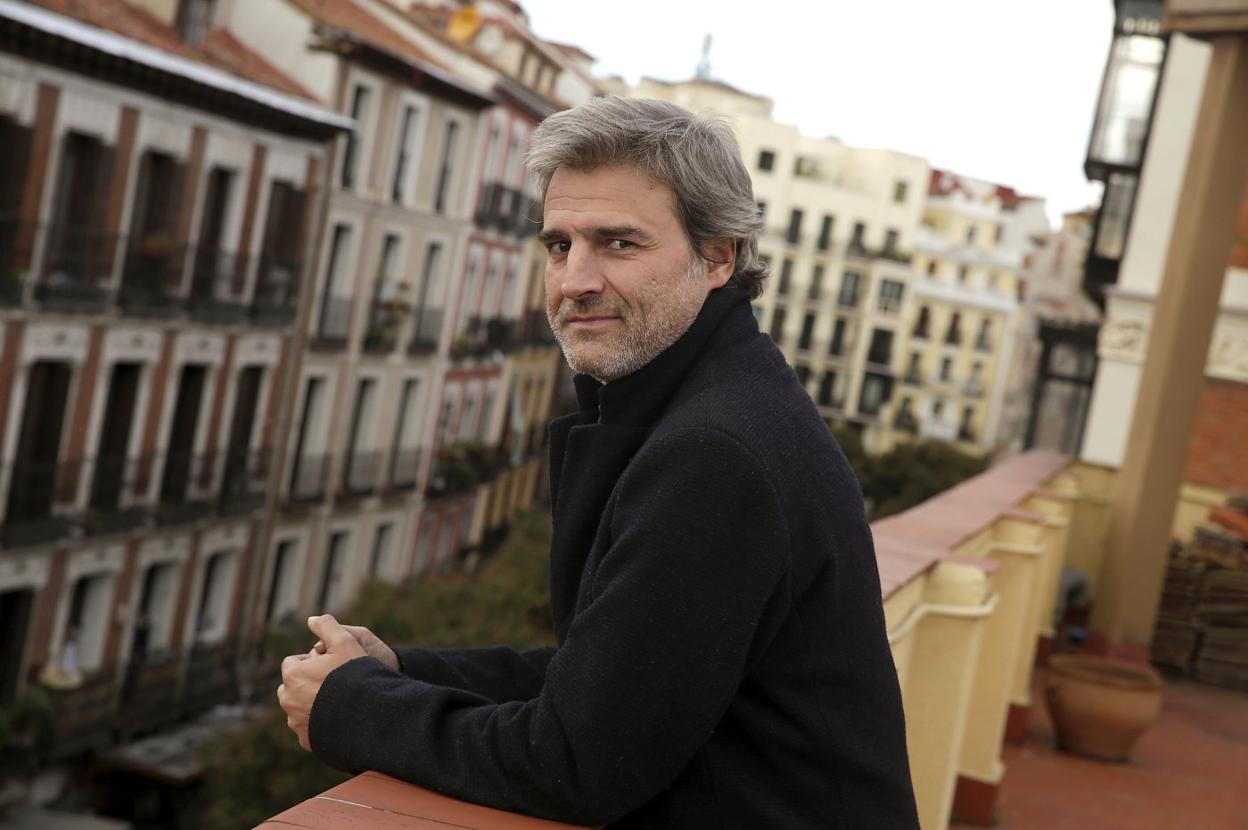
[307,614,350,651]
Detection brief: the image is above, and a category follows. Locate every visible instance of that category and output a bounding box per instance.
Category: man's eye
[606,239,634,251]
[548,241,570,254]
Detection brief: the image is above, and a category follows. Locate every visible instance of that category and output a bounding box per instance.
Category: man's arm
[392,645,556,703]
[306,428,789,826]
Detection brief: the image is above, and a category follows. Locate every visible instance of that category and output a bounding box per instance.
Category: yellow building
[896,171,1050,455]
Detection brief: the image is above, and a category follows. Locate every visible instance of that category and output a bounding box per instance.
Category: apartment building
[628,77,929,453]
[900,170,1049,454]
[0,0,346,750]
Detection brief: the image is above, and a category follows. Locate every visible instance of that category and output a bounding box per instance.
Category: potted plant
[1045,654,1162,762]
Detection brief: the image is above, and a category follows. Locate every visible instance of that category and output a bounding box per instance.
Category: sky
[524,1,1116,229]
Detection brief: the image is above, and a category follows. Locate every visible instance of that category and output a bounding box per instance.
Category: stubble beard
[549,259,708,383]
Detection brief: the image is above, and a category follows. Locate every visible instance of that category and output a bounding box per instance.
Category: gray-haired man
[280,96,919,829]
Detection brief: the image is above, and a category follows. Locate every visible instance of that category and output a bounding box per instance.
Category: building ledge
[255,771,594,829]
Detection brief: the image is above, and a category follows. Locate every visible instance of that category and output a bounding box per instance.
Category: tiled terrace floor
[953,669,1248,830]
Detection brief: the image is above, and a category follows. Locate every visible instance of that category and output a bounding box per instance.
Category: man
[279,96,919,828]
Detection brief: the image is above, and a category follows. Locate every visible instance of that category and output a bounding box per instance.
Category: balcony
[385,448,422,494]
[407,307,444,355]
[312,297,352,349]
[0,448,275,547]
[118,238,187,317]
[426,443,503,501]
[475,183,539,238]
[0,222,301,324]
[287,453,330,505]
[340,450,382,499]
[362,300,403,354]
[251,256,301,327]
[518,308,558,347]
[189,248,251,323]
[451,316,518,361]
[904,370,924,387]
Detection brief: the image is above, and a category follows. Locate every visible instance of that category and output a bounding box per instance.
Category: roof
[17,0,319,101]
[545,39,594,63]
[2,0,351,132]
[287,0,492,107]
[929,168,1041,208]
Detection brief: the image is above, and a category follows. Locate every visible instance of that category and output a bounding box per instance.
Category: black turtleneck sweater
[309,285,919,828]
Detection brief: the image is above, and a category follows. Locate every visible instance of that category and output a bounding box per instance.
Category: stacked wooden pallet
[1151,501,1248,690]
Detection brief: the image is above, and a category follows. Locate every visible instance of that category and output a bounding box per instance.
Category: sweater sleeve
[392,645,555,703]
[307,428,789,827]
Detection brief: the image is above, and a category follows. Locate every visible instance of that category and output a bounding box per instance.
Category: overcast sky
[525,1,1116,229]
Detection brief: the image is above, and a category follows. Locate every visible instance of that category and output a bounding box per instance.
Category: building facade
[0,0,345,749]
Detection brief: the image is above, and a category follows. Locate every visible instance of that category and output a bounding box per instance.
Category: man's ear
[702,239,736,290]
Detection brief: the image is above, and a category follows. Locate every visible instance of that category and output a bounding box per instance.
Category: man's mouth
[564,315,620,330]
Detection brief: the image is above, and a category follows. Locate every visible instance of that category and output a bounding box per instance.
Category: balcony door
[44,132,113,287]
[220,366,263,505]
[7,360,72,523]
[90,361,142,512]
[0,588,34,705]
[160,364,208,504]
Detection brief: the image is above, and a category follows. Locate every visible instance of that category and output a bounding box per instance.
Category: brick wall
[1232,188,1248,270]
[1185,378,1248,491]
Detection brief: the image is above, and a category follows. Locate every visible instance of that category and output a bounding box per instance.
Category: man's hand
[310,622,399,672]
[277,614,366,750]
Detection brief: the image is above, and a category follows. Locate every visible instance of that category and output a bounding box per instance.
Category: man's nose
[560,246,604,299]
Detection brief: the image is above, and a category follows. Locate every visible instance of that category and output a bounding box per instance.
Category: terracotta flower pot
[1045,654,1162,762]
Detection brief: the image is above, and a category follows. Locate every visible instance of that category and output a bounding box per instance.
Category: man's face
[539,165,731,382]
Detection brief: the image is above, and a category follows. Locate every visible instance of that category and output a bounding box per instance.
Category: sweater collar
[572,284,754,427]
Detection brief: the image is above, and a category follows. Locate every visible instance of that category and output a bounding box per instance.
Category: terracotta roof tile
[23,0,319,101]
[284,0,451,74]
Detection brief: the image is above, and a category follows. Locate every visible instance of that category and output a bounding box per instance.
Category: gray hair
[526,96,768,299]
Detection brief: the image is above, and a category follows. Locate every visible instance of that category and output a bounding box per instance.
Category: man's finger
[307,614,353,652]
[311,640,326,655]
[276,683,286,706]
[280,653,310,678]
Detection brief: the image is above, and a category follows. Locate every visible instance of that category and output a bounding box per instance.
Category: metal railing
[312,296,352,348]
[387,448,422,493]
[450,316,518,360]
[362,300,402,353]
[407,306,443,355]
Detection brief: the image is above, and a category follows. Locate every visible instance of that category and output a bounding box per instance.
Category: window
[62,573,113,672]
[786,208,803,245]
[958,265,970,284]
[829,318,847,356]
[290,376,326,499]
[195,550,235,643]
[391,103,419,202]
[905,352,921,384]
[940,356,953,382]
[927,259,938,277]
[798,312,816,351]
[867,328,894,366]
[933,399,945,419]
[794,364,812,388]
[376,233,400,294]
[1095,172,1138,259]
[884,229,900,256]
[994,224,1005,244]
[265,540,297,624]
[1088,33,1165,167]
[849,222,867,253]
[975,319,992,351]
[769,306,787,343]
[893,179,908,204]
[878,279,904,313]
[965,225,977,245]
[777,258,793,295]
[434,120,460,214]
[344,378,377,492]
[858,373,892,417]
[341,85,371,190]
[370,523,395,580]
[808,265,824,301]
[134,561,178,653]
[391,378,422,486]
[818,370,837,406]
[817,215,834,251]
[946,311,963,345]
[318,224,351,339]
[837,271,861,308]
[913,305,931,339]
[969,362,984,394]
[757,149,775,171]
[756,201,767,220]
[317,531,350,613]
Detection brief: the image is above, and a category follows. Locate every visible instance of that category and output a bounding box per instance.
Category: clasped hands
[277,614,399,750]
